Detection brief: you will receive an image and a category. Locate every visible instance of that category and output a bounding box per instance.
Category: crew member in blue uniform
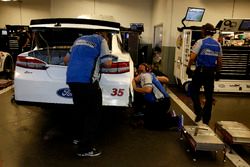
[64,31,112,157]
[133,63,182,130]
[186,23,222,125]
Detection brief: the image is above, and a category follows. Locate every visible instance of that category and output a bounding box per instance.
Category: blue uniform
[192,37,222,68]
[190,36,222,125]
[137,72,178,130]
[66,34,110,84]
[66,34,111,154]
[140,73,169,103]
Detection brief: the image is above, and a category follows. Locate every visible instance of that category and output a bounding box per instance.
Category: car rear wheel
[183,81,191,94]
[3,56,14,80]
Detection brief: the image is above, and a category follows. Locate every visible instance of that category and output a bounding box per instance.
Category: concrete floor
[0,86,249,167]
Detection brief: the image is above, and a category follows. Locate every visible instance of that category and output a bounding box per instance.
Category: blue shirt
[66,34,110,84]
[192,37,222,68]
[140,72,169,103]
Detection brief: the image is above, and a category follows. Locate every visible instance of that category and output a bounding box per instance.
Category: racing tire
[183,81,191,94]
[3,56,14,80]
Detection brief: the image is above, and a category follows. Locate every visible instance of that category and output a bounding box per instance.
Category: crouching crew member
[132,63,182,130]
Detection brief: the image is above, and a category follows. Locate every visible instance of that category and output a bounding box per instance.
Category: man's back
[66,34,103,84]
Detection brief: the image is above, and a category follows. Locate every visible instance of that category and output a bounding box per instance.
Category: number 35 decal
[111,88,124,96]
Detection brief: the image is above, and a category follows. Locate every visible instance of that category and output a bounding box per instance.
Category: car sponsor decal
[218,84,225,88]
[57,88,72,98]
[229,84,240,87]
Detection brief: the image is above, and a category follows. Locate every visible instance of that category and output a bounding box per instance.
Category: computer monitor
[1,29,7,35]
[239,20,250,31]
[130,23,144,32]
[184,7,205,22]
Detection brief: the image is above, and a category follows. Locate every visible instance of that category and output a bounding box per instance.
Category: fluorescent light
[0,0,22,2]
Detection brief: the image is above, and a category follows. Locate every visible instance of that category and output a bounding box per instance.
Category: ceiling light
[0,0,22,2]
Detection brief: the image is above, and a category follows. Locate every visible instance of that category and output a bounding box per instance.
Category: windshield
[29,28,125,66]
[32,28,118,50]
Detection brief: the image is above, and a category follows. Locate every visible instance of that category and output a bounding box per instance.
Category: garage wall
[0,0,50,27]
[50,0,153,44]
[152,0,250,47]
[152,0,250,84]
[0,0,153,44]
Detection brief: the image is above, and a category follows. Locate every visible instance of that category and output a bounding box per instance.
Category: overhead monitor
[130,23,144,32]
[1,29,7,35]
[184,7,205,22]
[239,20,250,31]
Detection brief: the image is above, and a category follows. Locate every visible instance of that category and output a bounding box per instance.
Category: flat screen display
[239,20,250,31]
[184,7,205,22]
[130,23,144,32]
[1,29,7,35]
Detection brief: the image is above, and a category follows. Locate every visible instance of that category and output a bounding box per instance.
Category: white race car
[14,18,134,107]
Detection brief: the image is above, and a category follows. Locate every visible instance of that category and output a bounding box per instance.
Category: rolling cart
[215,121,250,152]
[180,125,226,162]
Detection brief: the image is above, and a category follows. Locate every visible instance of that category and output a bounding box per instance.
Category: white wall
[0,0,153,44]
[1,0,250,46]
[50,0,153,43]
[152,0,250,47]
[0,0,50,27]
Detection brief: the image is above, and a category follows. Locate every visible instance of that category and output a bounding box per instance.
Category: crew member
[186,23,222,125]
[64,31,113,157]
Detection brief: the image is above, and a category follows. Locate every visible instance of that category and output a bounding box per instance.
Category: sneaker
[73,139,80,145]
[77,148,102,157]
[169,110,176,117]
[177,114,184,130]
[133,112,144,117]
[195,115,202,122]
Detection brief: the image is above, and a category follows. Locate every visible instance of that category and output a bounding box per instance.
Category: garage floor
[0,87,249,167]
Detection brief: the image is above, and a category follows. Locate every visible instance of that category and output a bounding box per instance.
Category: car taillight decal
[101,62,129,74]
[56,88,72,98]
[16,56,47,70]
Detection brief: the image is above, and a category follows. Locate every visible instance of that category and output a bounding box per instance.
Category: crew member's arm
[187,39,202,69]
[186,39,202,77]
[216,44,223,70]
[63,52,70,65]
[100,37,113,68]
[157,76,169,84]
[132,79,152,94]
[187,52,197,68]
[215,44,223,81]
[132,74,153,94]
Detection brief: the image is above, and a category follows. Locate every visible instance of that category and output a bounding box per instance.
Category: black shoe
[202,120,209,125]
[72,139,80,145]
[195,115,202,122]
[77,148,101,157]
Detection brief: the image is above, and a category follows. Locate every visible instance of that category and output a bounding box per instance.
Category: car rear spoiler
[30,18,120,31]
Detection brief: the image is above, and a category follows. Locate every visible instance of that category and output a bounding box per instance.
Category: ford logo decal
[57,88,72,98]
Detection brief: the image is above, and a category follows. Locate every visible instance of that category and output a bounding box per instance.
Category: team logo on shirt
[74,39,96,48]
[200,49,219,57]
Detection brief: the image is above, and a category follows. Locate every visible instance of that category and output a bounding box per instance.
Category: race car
[14,18,134,107]
[0,51,14,79]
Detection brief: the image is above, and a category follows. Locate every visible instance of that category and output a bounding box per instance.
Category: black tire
[183,81,191,93]
[3,56,14,80]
